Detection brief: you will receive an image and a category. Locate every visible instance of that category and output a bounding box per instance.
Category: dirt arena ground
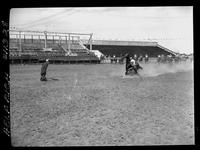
[10,62,194,146]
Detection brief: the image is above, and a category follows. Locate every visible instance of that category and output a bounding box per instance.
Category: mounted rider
[123,53,143,75]
[128,57,143,74]
[134,54,138,61]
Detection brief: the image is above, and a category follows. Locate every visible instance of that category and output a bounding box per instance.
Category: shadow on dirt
[47,77,59,81]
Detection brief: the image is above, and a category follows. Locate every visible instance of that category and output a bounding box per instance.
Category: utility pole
[68,33,71,51]
[19,31,22,52]
[90,33,93,50]
[44,31,47,49]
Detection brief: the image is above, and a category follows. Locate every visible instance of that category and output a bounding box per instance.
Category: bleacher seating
[10,47,19,51]
[59,43,89,56]
[70,49,88,53]
[47,43,61,50]
[9,38,98,60]
[61,43,85,50]
[84,44,173,57]
[22,43,44,51]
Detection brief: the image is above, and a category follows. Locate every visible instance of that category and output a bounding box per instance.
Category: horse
[126,62,143,75]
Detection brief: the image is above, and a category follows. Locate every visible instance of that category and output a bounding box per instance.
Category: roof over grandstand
[82,40,176,55]
[84,40,158,46]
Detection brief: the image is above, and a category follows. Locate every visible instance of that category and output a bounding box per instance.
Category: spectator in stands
[160,54,164,63]
[144,54,149,63]
[167,54,173,63]
[100,55,104,61]
[134,54,138,61]
[40,59,49,81]
[157,55,161,63]
[138,55,143,62]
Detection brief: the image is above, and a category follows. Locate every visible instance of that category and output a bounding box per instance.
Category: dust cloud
[114,61,193,78]
[139,61,193,77]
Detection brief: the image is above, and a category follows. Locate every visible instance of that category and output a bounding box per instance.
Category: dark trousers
[40,72,47,81]
[125,63,131,75]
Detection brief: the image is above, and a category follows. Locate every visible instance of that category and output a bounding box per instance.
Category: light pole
[19,31,22,52]
[44,31,47,49]
[90,33,93,50]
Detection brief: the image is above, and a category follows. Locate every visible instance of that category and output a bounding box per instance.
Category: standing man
[138,55,143,62]
[157,55,161,64]
[40,59,49,81]
[134,54,138,61]
[144,54,149,63]
[124,53,131,75]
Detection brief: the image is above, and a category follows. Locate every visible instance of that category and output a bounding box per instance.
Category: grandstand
[9,30,177,64]
[84,40,176,57]
[9,30,99,64]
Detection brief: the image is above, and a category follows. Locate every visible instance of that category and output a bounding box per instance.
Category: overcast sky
[10,7,193,54]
